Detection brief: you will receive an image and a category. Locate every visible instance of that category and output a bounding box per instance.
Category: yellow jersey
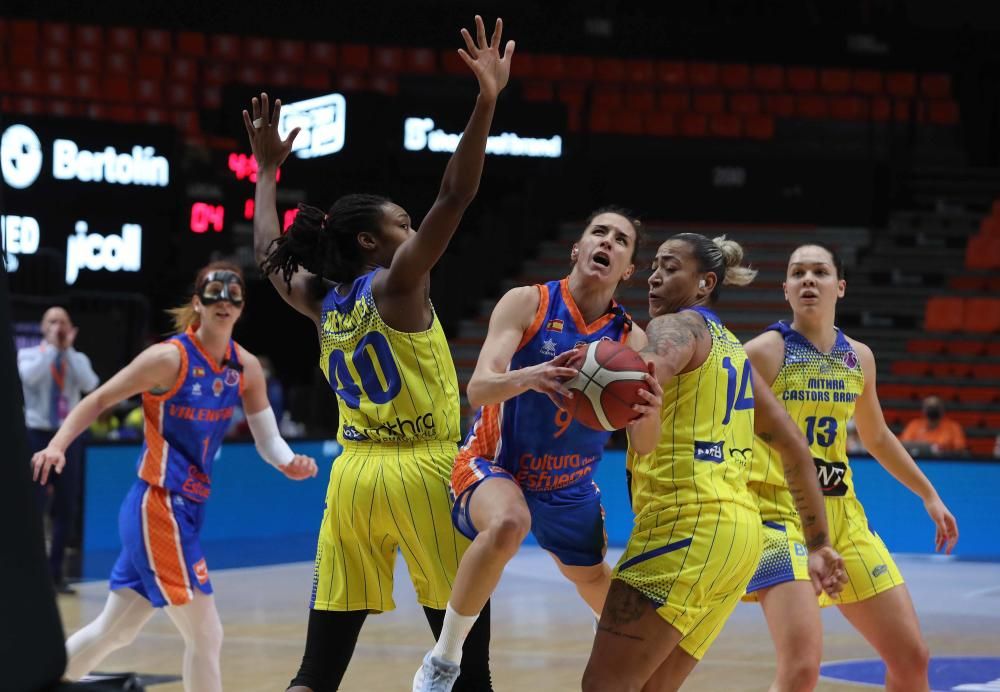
[749,322,865,522]
[627,306,758,519]
[318,270,461,448]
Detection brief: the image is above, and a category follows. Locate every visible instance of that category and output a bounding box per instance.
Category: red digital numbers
[227,153,280,183]
[283,208,299,231]
[190,202,225,234]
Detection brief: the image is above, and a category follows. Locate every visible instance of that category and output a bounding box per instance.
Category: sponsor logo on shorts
[813,458,849,496]
[871,564,888,578]
[693,440,724,463]
[193,558,209,584]
[794,542,807,557]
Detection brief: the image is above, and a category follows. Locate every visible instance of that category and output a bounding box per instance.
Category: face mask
[198,270,245,307]
[925,407,942,421]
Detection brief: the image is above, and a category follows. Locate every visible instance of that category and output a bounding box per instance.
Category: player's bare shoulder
[744,330,784,384]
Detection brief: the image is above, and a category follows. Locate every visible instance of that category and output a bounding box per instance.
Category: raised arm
[244,94,322,323]
[467,286,578,409]
[380,16,515,295]
[31,343,182,483]
[850,339,959,553]
[751,366,847,596]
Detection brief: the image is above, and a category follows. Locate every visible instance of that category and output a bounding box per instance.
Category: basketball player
[414,207,658,691]
[244,16,513,691]
[733,243,958,692]
[581,234,845,692]
[31,262,318,690]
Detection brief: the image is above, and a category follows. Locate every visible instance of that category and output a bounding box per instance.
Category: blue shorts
[110,480,212,607]
[451,457,607,567]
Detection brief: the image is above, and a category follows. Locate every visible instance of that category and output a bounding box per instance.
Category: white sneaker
[413,651,461,692]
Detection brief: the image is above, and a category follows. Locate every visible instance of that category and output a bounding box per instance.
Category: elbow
[466,383,485,411]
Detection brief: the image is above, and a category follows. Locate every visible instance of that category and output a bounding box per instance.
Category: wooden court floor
[58,549,1000,691]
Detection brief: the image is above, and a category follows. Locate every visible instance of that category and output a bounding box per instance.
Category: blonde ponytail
[712,235,757,287]
[166,303,199,334]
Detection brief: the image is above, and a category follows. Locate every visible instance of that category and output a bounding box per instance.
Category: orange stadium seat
[924,297,964,332]
[963,298,1000,333]
[965,235,1000,270]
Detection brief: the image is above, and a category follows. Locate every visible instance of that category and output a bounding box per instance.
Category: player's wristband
[246,407,295,468]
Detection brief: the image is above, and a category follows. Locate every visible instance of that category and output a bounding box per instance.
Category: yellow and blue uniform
[451,278,632,566]
[617,306,762,660]
[745,321,902,605]
[312,269,465,612]
[111,327,243,606]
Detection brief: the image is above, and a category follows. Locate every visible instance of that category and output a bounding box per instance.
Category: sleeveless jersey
[749,322,865,518]
[318,269,461,447]
[458,278,632,492]
[137,328,244,502]
[626,306,757,519]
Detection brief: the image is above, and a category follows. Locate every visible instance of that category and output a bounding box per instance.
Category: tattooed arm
[629,312,710,454]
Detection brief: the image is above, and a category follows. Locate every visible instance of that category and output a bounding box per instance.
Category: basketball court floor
[58,547,1000,691]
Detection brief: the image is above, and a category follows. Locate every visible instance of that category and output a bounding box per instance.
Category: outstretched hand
[458,15,515,101]
[242,92,300,170]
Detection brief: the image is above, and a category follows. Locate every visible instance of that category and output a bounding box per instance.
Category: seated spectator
[899,396,967,456]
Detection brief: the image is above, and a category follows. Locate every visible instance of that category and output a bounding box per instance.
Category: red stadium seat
[927,100,960,125]
[852,70,883,94]
[907,339,947,354]
[730,92,762,115]
[951,411,985,429]
[920,73,951,98]
[679,112,709,137]
[301,70,331,91]
[141,29,172,54]
[963,298,1000,333]
[75,49,101,73]
[166,83,195,107]
[440,50,466,75]
[971,363,1000,379]
[211,34,242,62]
[174,110,201,136]
[877,383,915,401]
[105,52,133,75]
[945,340,986,356]
[11,68,42,95]
[694,92,725,114]
[135,79,161,105]
[830,96,867,120]
[626,59,655,84]
[988,341,1000,357]
[891,360,930,377]
[42,22,70,46]
[871,96,891,121]
[522,81,554,102]
[244,37,274,63]
[588,109,612,134]
[536,54,567,81]
[643,112,675,137]
[74,25,103,49]
[796,95,828,119]
[177,32,206,57]
[140,107,169,125]
[48,100,76,117]
[820,69,851,93]
[170,58,198,83]
[657,61,687,87]
[201,85,222,109]
[894,99,914,121]
[137,55,165,79]
[595,58,625,82]
[308,42,338,68]
[751,65,784,91]
[968,438,995,456]
[203,63,232,86]
[765,93,795,117]
[924,297,965,332]
[787,67,817,92]
[41,46,69,70]
[235,66,262,85]
[108,27,137,52]
[107,104,137,123]
[370,74,398,96]
[10,41,38,68]
[268,66,295,88]
[557,83,587,108]
[566,56,595,81]
[983,413,1000,429]
[659,91,690,113]
[710,113,742,137]
[745,114,775,139]
[403,47,436,74]
[625,88,656,111]
[720,63,750,89]
[956,387,998,404]
[340,44,372,71]
[592,86,623,110]
[886,72,917,98]
[373,46,402,73]
[611,109,643,135]
[689,62,719,88]
[337,73,368,92]
[72,73,98,99]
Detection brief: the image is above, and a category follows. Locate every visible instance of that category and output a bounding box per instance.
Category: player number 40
[328,332,402,409]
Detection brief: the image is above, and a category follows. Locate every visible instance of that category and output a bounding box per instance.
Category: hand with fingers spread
[517,349,578,409]
[32,446,67,485]
[807,545,848,598]
[924,495,959,554]
[458,15,515,101]
[242,92,301,171]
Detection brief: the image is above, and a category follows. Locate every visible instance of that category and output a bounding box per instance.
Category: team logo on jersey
[342,424,369,442]
[191,382,202,397]
[693,440,725,463]
[813,458,849,496]
[224,368,240,387]
[193,558,209,584]
[540,338,557,356]
[212,378,224,396]
[730,447,753,466]
[819,361,832,374]
[545,319,564,332]
[843,351,859,369]
[192,366,205,378]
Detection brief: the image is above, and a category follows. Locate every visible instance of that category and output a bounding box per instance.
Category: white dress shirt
[18,343,100,431]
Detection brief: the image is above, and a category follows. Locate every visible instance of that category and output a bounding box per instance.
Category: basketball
[564,340,650,431]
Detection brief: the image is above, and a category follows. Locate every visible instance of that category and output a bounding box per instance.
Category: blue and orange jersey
[457,278,632,492]
[137,327,243,502]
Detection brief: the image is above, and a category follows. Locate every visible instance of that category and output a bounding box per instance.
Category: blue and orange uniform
[110,327,243,607]
[451,278,632,566]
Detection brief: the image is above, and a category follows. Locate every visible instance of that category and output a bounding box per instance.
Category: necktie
[50,352,66,428]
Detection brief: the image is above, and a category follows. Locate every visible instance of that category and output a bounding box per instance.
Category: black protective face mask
[925,407,942,421]
[198,270,245,307]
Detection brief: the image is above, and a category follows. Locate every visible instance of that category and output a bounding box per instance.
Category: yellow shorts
[819,495,903,607]
[309,440,468,613]
[741,518,811,602]
[613,502,763,660]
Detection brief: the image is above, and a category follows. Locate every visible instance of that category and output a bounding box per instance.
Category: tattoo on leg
[603,580,652,627]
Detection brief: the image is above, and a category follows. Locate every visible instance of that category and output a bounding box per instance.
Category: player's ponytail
[670,232,757,303]
[261,194,392,290]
